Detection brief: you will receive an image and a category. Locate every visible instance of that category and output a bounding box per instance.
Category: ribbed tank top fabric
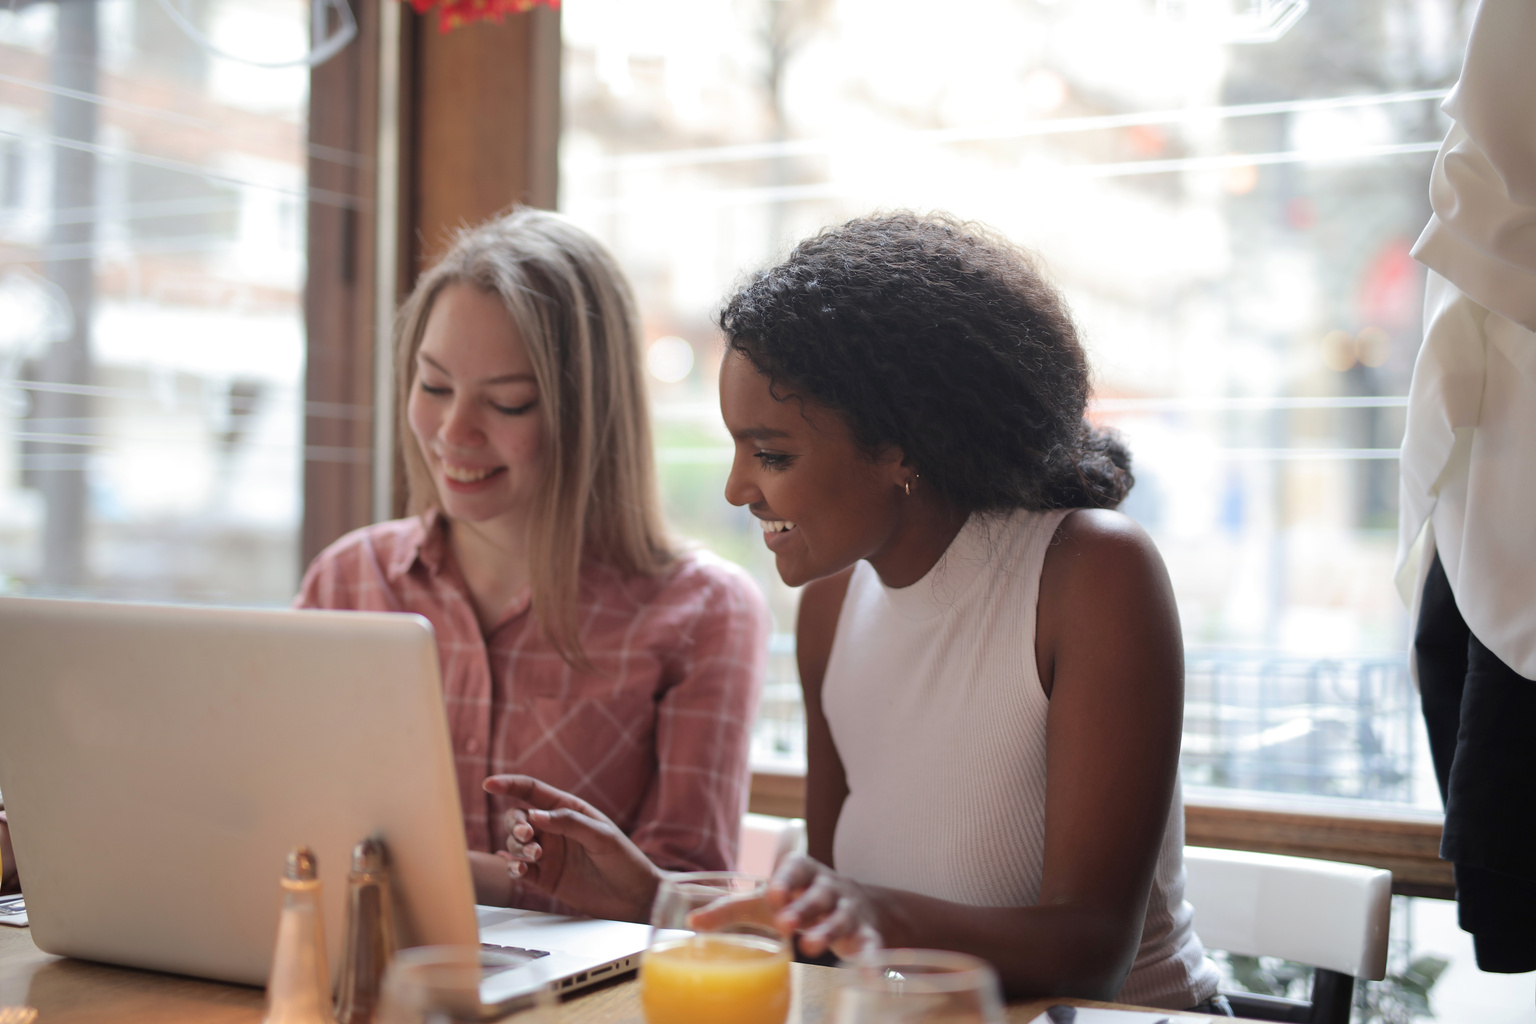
[823,508,1220,1009]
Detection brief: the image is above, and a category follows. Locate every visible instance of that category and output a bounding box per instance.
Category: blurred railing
[1183,651,1417,804]
[750,640,1421,808]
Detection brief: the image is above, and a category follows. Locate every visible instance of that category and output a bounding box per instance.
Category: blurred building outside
[1,0,320,607]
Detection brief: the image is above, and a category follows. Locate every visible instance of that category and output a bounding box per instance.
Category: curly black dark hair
[718,212,1132,512]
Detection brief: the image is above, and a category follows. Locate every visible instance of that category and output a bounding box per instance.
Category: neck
[445,513,532,631]
[866,496,970,590]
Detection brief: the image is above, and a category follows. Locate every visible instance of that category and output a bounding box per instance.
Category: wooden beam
[749,771,1455,900]
[1184,790,1454,900]
[302,5,561,555]
[303,0,380,569]
[748,769,808,821]
[403,5,561,276]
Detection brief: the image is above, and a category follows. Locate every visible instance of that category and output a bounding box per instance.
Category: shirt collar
[387,508,450,583]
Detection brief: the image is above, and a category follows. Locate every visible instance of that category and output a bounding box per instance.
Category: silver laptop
[0,596,649,1005]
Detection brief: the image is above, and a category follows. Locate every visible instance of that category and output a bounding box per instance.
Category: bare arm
[773,511,1185,999]
[795,567,854,865]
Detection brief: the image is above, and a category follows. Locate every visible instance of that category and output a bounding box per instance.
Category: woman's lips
[439,462,507,493]
[758,517,798,551]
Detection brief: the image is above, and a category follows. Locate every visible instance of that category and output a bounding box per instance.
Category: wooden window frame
[750,769,1453,900]
[303,4,561,566]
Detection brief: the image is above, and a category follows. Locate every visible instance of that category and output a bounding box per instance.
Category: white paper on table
[1025,1009,1212,1024]
[0,895,27,927]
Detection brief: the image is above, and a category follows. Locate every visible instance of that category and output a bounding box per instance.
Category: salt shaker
[263,846,338,1024]
[335,837,397,1024]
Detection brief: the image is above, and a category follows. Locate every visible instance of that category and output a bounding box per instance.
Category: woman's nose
[440,398,483,447]
[722,451,758,507]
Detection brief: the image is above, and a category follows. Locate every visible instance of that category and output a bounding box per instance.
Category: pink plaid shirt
[296,512,769,910]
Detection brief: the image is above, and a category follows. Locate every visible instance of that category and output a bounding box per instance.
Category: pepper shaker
[335,837,397,1024]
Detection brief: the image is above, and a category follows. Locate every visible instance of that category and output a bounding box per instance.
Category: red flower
[405,0,559,33]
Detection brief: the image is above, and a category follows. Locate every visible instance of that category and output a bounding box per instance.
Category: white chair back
[1183,845,1392,981]
[739,813,807,879]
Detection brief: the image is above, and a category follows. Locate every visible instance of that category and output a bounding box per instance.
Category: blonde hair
[394,207,674,665]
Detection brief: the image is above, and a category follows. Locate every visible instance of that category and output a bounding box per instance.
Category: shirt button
[465,738,482,755]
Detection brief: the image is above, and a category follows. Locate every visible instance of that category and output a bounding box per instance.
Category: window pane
[560,0,1463,808]
[1,0,315,605]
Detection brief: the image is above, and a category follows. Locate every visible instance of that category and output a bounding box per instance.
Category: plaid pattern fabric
[297,512,769,910]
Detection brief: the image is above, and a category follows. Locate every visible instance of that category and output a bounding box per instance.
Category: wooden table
[1,925,1229,1023]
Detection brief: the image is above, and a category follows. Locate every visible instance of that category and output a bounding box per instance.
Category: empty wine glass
[639,872,791,1024]
[374,945,553,1024]
[831,949,1005,1024]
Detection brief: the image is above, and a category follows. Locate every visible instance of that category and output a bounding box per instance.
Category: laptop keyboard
[479,942,551,977]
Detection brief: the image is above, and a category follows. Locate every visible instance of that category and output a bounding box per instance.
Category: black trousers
[1415,552,1536,974]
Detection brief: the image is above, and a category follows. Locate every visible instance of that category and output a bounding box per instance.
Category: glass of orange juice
[639,872,790,1024]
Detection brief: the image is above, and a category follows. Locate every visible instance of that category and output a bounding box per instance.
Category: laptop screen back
[0,597,479,986]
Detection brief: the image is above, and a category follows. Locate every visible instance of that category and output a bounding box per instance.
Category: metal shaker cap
[286,846,318,881]
[351,836,387,874]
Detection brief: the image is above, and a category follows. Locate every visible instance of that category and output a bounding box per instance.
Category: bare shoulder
[795,566,857,700]
[1043,508,1167,593]
[1036,508,1179,696]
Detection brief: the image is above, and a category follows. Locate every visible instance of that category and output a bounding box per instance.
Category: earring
[903,480,912,497]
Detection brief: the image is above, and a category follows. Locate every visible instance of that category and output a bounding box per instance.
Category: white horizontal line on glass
[0,71,369,169]
[573,88,1449,174]
[8,431,370,463]
[651,396,1410,420]
[656,446,1402,464]
[3,380,368,420]
[0,126,362,210]
[16,444,367,468]
[0,233,294,265]
[1083,140,1440,178]
[3,196,243,227]
[1094,395,1409,412]
[573,141,1442,214]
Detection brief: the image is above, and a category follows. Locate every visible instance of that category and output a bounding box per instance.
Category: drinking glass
[374,945,554,1024]
[831,949,1005,1024]
[639,872,791,1024]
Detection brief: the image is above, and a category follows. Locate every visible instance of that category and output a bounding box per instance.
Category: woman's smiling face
[407,282,545,527]
[720,350,908,587]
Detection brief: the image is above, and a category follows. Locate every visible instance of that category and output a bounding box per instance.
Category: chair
[738,812,807,879]
[1183,846,1392,1024]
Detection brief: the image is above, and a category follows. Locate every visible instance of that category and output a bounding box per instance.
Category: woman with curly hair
[485,213,1225,1009]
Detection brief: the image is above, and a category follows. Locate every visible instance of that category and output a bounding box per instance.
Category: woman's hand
[482,774,663,924]
[767,854,882,958]
[0,812,18,895]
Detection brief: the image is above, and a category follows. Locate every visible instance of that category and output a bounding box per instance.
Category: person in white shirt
[1396,0,1536,977]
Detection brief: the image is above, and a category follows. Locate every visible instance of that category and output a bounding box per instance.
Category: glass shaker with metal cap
[335,836,398,1024]
[263,846,338,1024]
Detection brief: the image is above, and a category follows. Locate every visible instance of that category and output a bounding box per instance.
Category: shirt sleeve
[293,543,345,609]
[626,560,771,873]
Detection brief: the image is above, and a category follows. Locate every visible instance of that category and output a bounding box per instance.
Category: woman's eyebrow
[732,426,792,442]
[418,352,536,384]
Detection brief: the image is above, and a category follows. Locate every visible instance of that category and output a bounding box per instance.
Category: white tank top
[823,508,1220,1009]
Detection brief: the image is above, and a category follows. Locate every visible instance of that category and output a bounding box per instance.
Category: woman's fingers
[686,893,777,932]
[767,856,821,909]
[525,806,619,853]
[801,896,860,950]
[774,872,842,932]
[497,848,541,885]
[484,774,607,822]
[503,808,540,860]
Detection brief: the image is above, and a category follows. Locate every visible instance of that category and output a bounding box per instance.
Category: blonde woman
[297,208,770,911]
